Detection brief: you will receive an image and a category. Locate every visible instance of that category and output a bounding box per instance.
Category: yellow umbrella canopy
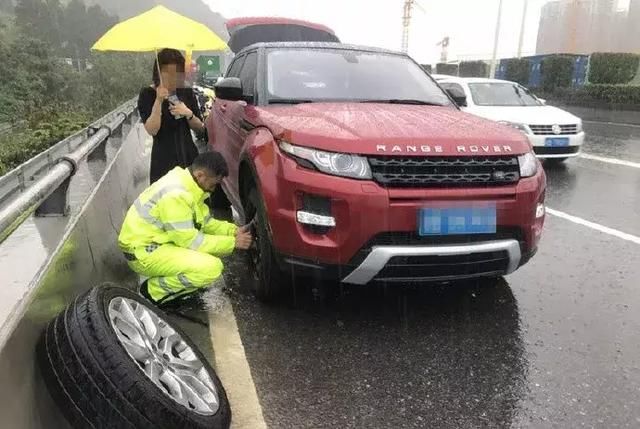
[91,5,227,52]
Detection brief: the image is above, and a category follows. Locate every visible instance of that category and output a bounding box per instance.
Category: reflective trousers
[127,244,224,304]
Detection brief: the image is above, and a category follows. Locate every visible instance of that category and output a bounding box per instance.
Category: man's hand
[237,224,252,234]
[156,86,169,102]
[169,101,193,118]
[234,229,253,250]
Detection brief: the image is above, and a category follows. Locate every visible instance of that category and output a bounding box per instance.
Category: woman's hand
[155,86,169,103]
[169,101,193,118]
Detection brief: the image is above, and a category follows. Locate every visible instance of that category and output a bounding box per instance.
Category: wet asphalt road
[220,121,640,429]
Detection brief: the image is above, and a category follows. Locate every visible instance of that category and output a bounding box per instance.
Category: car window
[468,82,541,106]
[265,48,452,106]
[238,52,258,97]
[226,55,245,78]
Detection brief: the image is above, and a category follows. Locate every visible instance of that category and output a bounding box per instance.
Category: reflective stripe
[158,277,174,294]
[147,184,186,205]
[189,232,205,250]
[134,200,164,229]
[165,220,195,231]
[203,214,213,225]
[133,183,187,231]
[178,273,196,289]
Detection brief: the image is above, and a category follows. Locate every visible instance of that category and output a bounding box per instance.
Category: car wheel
[247,187,292,303]
[37,286,231,429]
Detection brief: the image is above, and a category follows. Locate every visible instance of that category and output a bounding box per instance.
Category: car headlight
[498,121,531,134]
[518,152,539,178]
[279,141,372,180]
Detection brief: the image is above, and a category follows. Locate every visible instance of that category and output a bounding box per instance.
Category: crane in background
[401,0,426,53]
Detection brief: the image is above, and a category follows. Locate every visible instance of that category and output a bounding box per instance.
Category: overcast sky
[202,0,554,63]
[204,0,632,63]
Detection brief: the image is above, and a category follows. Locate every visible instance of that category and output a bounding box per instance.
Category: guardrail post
[35,177,71,216]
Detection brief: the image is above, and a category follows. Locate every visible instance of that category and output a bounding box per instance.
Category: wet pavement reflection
[582,122,640,161]
[209,122,640,428]
[221,253,527,429]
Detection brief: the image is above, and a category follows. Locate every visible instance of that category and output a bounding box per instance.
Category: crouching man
[118,151,252,306]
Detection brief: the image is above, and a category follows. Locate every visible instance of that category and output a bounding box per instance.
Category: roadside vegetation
[0,0,152,176]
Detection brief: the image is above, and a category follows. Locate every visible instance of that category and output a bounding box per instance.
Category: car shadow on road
[223,253,529,428]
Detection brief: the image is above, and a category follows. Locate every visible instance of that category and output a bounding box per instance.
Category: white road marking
[209,301,267,429]
[547,208,640,245]
[579,153,640,169]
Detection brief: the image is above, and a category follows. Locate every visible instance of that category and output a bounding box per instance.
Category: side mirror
[538,98,547,105]
[445,88,467,107]
[214,77,243,101]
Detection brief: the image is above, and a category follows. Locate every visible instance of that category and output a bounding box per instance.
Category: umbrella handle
[155,49,164,88]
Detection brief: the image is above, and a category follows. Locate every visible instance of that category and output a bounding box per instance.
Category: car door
[208,55,245,205]
[223,51,259,200]
[210,54,245,148]
[210,51,258,205]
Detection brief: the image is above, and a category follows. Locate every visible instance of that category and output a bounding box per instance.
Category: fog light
[536,203,546,219]
[296,211,336,227]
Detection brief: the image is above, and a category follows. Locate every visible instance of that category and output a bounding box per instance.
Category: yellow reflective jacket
[118,167,237,257]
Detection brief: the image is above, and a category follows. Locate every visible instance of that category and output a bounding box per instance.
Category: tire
[37,286,231,429]
[246,187,293,302]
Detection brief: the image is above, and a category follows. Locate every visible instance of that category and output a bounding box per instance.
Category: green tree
[505,58,530,86]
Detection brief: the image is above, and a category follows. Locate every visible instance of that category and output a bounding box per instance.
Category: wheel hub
[108,297,219,415]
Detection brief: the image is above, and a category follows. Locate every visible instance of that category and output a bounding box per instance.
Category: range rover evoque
[206,18,546,301]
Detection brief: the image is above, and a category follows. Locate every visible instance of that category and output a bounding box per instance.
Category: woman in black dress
[137,48,205,184]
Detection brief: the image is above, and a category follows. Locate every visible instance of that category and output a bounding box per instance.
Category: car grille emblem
[493,171,506,181]
[552,124,562,135]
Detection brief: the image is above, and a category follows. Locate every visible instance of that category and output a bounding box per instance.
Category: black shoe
[139,280,154,302]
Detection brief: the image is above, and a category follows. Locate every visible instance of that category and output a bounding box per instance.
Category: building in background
[536,0,637,54]
[628,0,640,52]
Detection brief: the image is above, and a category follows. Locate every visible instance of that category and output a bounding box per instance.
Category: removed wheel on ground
[37,285,231,429]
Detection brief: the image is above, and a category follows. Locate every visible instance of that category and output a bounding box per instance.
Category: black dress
[137,87,203,184]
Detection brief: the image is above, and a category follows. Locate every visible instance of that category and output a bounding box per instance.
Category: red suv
[207,19,546,301]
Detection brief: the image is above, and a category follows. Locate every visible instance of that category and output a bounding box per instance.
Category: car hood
[466,105,581,125]
[255,103,532,156]
[225,17,340,53]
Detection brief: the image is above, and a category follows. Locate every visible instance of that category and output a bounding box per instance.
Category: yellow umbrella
[92,5,227,52]
[92,5,227,84]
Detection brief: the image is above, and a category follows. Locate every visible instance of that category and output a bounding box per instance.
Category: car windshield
[468,82,542,107]
[265,48,452,106]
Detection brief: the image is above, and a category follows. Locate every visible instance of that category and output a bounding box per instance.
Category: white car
[437,77,585,162]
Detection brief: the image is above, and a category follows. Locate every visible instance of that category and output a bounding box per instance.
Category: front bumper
[263,153,546,284]
[528,132,585,158]
[341,240,521,285]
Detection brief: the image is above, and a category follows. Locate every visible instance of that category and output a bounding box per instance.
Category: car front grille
[367,156,520,188]
[373,251,511,282]
[534,146,581,156]
[529,124,578,135]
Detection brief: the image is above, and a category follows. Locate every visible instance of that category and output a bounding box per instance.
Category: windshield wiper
[268,99,314,105]
[359,99,446,106]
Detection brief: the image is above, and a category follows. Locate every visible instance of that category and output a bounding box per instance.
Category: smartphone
[168,94,184,119]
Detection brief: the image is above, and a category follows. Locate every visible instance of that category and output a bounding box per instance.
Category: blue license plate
[419,206,497,236]
[545,137,569,147]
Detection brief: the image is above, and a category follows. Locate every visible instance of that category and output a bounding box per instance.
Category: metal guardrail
[0,99,137,243]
